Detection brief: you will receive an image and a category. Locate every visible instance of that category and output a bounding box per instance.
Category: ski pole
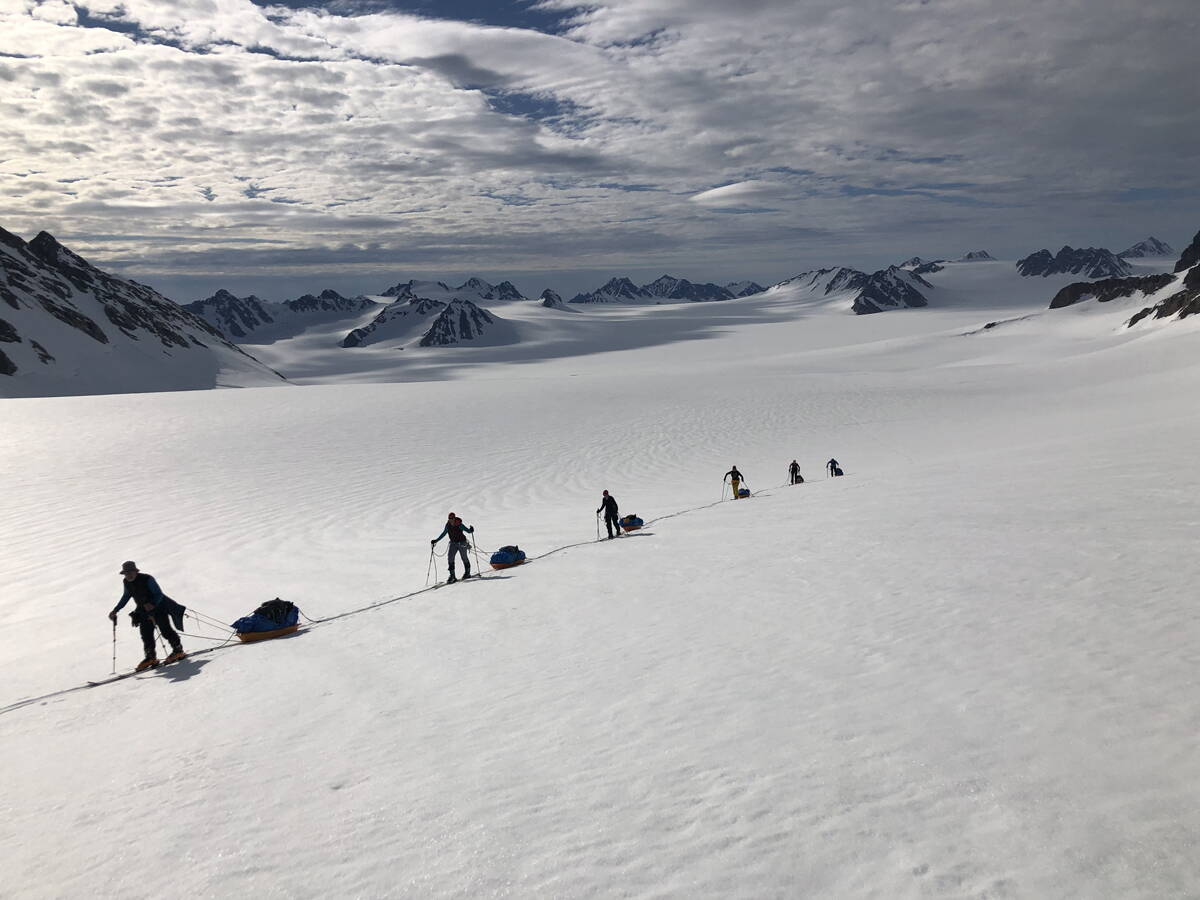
[425,545,436,586]
[595,511,600,541]
[111,619,117,674]
[471,530,481,573]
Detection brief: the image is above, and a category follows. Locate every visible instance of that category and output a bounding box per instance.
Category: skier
[789,460,803,484]
[596,490,621,539]
[108,561,187,671]
[725,465,746,498]
[432,512,475,583]
[827,458,843,477]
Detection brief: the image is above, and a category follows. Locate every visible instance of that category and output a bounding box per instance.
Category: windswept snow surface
[2,267,1200,898]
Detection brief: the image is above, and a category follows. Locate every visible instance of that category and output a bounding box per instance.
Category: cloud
[690,181,782,211]
[0,0,1197,295]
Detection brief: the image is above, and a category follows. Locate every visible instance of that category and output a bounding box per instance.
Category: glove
[108,611,117,623]
[430,539,436,546]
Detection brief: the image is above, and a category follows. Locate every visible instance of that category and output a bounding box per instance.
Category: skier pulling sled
[232,598,302,643]
[490,546,527,570]
[619,514,644,533]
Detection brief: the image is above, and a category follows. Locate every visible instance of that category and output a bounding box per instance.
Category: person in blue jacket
[432,513,475,583]
[108,561,187,670]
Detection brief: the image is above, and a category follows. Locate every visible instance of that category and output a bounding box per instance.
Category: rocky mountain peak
[1173,229,1200,274]
[1016,246,1132,279]
[1119,236,1176,259]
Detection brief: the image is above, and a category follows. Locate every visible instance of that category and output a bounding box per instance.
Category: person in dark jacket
[827,458,843,477]
[432,513,475,583]
[789,460,803,484]
[108,561,186,670]
[724,466,746,498]
[597,490,621,539]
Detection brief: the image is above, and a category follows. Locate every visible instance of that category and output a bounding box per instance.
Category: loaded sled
[232,598,302,642]
[490,546,527,570]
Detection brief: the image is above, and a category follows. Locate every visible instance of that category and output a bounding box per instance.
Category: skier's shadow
[152,658,209,683]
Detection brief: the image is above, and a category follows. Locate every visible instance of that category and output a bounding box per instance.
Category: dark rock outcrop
[571,274,740,304]
[1173,229,1200,274]
[852,266,931,314]
[183,289,274,339]
[571,277,646,304]
[540,289,574,311]
[418,299,495,346]
[1128,257,1200,326]
[958,250,994,261]
[342,296,444,348]
[1048,274,1176,309]
[725,281,765,297]
[1016,246,1132,279]
[643,275,734,302]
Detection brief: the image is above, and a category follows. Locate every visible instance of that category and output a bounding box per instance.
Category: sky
[1,0,1198,302]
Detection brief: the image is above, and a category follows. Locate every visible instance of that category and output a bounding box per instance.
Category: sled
[490,546,528,569]
[737,488,751,498]
[619,515,644,532]
[237,624,300,643]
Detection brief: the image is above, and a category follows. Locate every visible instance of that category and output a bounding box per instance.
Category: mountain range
[1016,246,1133,279]
[4,222,1196,398]
[185,288,376,341]
[569,275,763,304]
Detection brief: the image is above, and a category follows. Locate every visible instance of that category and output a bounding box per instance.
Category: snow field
[2,273,1200,897]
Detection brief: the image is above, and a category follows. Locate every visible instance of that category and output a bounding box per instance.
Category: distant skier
[597,490,621,539]
[432,512,475,583]
[789,460,803,484]
[725,466,747,498]
[827,458,843,477]
[108,561,187,671]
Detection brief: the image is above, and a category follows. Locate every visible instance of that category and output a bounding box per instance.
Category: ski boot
[163,649,188,664]
[447,574,457,584]
[134,657,159,672]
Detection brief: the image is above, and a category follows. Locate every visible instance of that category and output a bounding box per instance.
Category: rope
[3,481,811,718]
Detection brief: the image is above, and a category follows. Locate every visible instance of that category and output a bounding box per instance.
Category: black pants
[790,471,802,484]
[136,606,182,657]
[604,512,621,537]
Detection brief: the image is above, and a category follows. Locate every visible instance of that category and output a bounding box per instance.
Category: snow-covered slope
[0,228,285,398]
[3,267,1200,897]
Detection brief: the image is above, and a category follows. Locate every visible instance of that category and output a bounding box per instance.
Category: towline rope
[2,478,819,716]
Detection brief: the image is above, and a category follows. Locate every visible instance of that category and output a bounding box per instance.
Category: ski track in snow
[2,267,1200,898]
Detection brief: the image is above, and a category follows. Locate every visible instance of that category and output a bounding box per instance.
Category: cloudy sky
[2,0,1197,301]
